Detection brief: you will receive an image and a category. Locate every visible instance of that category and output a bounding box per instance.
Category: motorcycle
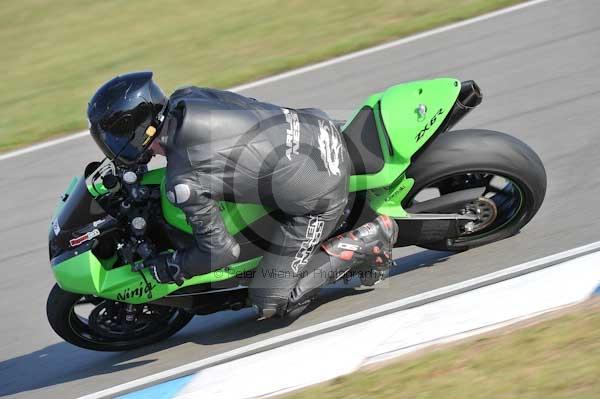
[46,79,546,351]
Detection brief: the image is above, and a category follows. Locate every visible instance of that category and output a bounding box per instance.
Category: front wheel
[402,129,547,251]
[46,284,193,351]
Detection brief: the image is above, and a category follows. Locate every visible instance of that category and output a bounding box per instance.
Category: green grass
[283,300,600,399]
[0,0,523,151]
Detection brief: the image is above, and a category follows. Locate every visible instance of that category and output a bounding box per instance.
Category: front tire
[402,129,546,251]
[46,284,193,351]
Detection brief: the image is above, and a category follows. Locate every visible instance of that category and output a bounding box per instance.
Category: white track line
[0,131,89,162]
[0,0,554,163]
[80,239,600,399]
[230,0,554,92]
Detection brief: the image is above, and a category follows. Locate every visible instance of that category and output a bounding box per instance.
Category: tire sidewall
[46,284,193,351]
[402,129,547,250]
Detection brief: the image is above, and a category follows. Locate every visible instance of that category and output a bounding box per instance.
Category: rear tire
[402,129,546,251]
[47,284,193,351]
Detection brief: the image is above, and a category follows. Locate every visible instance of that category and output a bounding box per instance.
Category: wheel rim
[67,296,184,348]
[405,172,525,241]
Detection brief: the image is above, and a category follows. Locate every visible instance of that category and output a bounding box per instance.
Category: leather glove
[146,252,185,286]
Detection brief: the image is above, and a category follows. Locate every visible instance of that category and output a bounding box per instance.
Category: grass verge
[282,299,600,399]
[1,0,525,152]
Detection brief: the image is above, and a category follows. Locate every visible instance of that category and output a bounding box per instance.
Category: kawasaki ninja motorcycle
[47,79,546,351]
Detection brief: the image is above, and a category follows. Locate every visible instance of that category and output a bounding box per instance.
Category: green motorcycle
[46,79,547,351]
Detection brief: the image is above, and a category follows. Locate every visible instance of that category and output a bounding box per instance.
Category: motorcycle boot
[285,215,399,317]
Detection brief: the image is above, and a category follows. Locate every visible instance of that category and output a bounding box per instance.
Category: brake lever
[130,241,155,272]
[132,260,146,272]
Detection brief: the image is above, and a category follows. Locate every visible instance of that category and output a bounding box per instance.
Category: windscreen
[50,176,107,253]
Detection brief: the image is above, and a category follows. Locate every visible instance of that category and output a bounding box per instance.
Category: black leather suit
[159,87,350,312]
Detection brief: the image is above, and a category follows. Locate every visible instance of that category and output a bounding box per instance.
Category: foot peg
[359,263,391,286]
[253,304,281,321]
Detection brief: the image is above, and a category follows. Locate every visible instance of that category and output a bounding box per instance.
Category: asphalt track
[1,0,599,397]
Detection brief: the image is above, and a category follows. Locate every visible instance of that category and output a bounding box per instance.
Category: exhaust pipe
[442,80,483,132]
[458,80,483,108]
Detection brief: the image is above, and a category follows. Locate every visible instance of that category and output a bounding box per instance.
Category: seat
[341,107,385,175]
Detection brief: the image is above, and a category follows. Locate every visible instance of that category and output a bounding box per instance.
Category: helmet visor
[90,122,147,164]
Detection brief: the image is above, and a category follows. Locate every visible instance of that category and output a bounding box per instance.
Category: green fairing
[52,250,261,304]
[158,174,270,236]
[86,167,271,235]
[348,78,459,193]
[52,168,269,304]
[368,176,415,218]
[51,78,461,304]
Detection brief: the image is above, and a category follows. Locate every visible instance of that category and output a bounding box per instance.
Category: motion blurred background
[1,0,520,151]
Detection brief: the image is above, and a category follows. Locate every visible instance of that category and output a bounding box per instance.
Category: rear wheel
[46,284,193,351]
[402,129,546,251]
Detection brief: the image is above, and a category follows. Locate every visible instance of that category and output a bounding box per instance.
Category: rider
[87,72,398,319]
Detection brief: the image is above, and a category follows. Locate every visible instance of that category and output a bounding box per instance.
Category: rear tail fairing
[347,78,461,193]
[361,79,482,219]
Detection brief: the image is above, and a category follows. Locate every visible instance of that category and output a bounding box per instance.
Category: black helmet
[87,71,167,165]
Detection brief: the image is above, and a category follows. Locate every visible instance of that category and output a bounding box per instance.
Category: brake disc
[462,197,498,234]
